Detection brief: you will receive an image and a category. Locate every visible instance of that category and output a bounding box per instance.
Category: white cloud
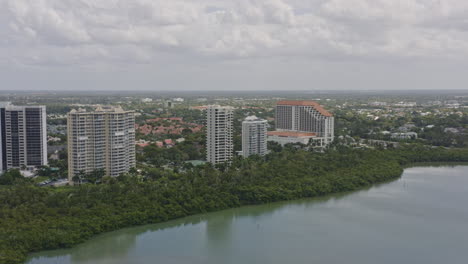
[1,0,468,67]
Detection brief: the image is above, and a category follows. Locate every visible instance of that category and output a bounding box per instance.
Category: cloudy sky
[1,0,468,91]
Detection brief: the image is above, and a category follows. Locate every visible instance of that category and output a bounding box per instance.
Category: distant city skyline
[1,0,468,91]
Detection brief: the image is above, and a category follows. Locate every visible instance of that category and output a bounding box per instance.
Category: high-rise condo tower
[67,106,135,180]
[241,116,268,157]
[0,103,47,171]
[206,105,234,164]
[275,100,334,145]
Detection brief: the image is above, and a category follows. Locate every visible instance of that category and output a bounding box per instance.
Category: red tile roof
[277,100,333,117]
[147,117,183,122]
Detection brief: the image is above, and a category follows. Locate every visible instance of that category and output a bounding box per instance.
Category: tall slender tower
[242,116,268,157]
[0,103,48,171]
[206,105,234,165]
[67,106,135,180]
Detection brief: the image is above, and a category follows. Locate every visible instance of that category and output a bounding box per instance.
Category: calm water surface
[27,166,468,264]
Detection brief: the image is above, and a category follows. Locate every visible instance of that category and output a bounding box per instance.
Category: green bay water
[27,166,468,264]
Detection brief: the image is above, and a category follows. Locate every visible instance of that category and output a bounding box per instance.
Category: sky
[1,0,468,91]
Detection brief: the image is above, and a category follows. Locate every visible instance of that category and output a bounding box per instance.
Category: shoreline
[26,163,468,263]
[26,174,403,260]
[3,147,468,264]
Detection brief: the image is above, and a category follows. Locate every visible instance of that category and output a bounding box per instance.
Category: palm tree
[72,170,86,185]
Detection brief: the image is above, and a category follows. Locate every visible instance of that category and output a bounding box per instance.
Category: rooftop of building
[207,105,235,110]
[277,100,333,117]
[244,115,267,122]
[267,131,317,137]
[0,102,46,110]
[69,105,133,114]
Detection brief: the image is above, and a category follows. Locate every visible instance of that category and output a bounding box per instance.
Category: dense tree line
[419,126,468,147]
[1,146,468,263]
[43,104,73,115]
[133,108,205,125]
[334,109,468,147]
[0,170,29,186]
[137,132,205,167]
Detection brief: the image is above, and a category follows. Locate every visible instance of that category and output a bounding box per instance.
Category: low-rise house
[369,102,387,107]
[147,117,183,122]
[398,124,417,132]
[172,98,184,102]
[48,136,62,143]
[190,106,208,111]
[164,139,174,146]
[267,131,328,147]
[136,118,203,136]
[391,132,418,140]
[394,102,417,107]
[444,128,461,134]
[49,150,60,160]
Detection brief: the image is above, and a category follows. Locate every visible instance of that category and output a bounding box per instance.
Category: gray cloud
[1,0,468,90]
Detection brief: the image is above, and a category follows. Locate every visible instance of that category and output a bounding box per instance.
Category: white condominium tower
[276,100,334,144]
[67,106,135,180]
[206,105,234,165]
[241,116,268,157]
[0,103,47,171]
